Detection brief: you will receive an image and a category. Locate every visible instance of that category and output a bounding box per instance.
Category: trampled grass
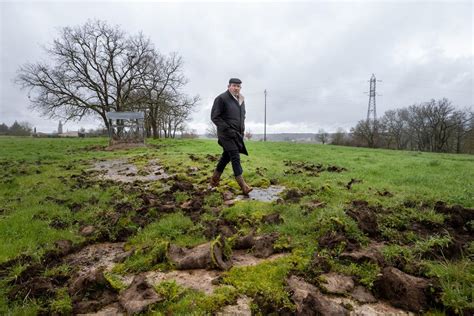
[0,136,472,314]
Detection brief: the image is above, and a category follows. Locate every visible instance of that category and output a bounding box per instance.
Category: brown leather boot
[235,175,253,195]
[210,170,222,187]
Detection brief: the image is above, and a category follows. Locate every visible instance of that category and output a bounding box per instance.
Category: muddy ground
[2,155,473,315]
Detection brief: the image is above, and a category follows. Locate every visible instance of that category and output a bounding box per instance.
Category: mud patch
[145,269,221,295]
[286,275,412,316]
[231,250,289,267]
[319,272,355,295]
[286,275,349,315]
[377,189,394,197]
[401,201,474,260]
[434,201,474,229]
[282,187,315,203]
[217,296,252,316]
[203,218,238,239]
[89,158,169,183]
[302,200,326,215]
[346,200,380,237]
[346,178,362,190]
[118,274,163,314]
[62,243,132,314]
[283,160,347,177]
[318,230,360,252]
[118,251,288,296]
[63,242,131,275]
[339,241,385,266]
[374,266,434,313]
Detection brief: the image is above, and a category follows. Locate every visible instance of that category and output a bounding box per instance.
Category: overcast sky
[1,0,472,134]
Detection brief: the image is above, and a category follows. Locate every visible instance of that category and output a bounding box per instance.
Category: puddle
[89,158,169,183]
[235,185,285,202]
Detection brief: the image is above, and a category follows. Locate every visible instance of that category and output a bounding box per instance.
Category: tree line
[0,121,33,136]
[16,20,198,139]
[331,98,473,154]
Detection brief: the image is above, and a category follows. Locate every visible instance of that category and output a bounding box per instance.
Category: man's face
[228,83,241,96]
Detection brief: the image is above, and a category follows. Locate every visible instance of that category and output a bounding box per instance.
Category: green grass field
[0,136,472,314]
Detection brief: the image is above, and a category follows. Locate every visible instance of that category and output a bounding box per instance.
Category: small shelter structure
[105,111,145,146]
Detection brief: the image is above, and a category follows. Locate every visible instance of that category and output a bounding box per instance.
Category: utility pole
[264,89,267,142]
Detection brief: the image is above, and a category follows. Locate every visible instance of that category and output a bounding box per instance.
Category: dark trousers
[215,149,243,176]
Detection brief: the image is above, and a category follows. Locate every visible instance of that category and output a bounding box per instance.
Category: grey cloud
[1,1,472,133]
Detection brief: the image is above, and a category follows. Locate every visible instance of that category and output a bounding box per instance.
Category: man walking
[210,78,253,195]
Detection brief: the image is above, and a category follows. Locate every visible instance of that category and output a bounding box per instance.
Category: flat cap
[229,78,242,84]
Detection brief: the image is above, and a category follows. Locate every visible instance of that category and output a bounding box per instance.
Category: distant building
[59,131,79,137]
[58,121,63,134]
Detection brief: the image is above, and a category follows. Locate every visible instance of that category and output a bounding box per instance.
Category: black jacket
[211,90,248,155]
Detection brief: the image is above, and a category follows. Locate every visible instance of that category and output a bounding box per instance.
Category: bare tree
[349,98,472,153]
[425,98,457,152]
[206,120,217,138]
[351,120,380,147]
[381,109,408,150]
[135,52,199,138]
[463,114,474,154]
[331,127,347,146]
[450,109,473,153]
[161,95,199,138]
[316,128,329,144]
[245,130,253,140]
[16,20,157,129]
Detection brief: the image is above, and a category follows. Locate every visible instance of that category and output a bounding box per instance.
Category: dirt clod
[286,275,349,316]
[222,190,234,201]
[377,190,393,197]
[374,266,431,312]
[203,219,237,239]
[233,231,256,250]
[318,230,359,252]
[319,272,355,295]
[79,225,96,236]
[170,180,194,192]
[339,244,385,266]
[8,276,55,300]
[283,188,305,203]
[168,238,232,270]
[261,213,283,225]
[350,285,377,304]
[346,200,379,237]
[54,239,74,256]
[346,178,362,190]
[119,274,163,315]
[253,232,281,258]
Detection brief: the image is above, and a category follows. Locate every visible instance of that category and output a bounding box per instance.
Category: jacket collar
[226,90,244,106]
